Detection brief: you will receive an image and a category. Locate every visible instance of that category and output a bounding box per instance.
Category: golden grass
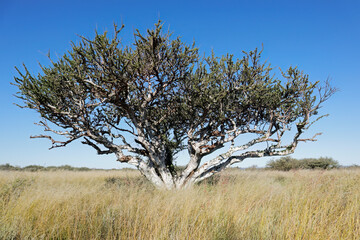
[1,169,359,239]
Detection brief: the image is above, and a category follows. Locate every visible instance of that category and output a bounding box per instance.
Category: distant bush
[343,164,360,170]
[55,165,91,171]
[0,164,21,171]
[266,157,301,171]
[0,164,94,171]
[22,165,45,172]
[301,158,339,169]
[266,157,339,171]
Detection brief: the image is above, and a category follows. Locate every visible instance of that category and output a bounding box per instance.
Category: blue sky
[0,0,359,168]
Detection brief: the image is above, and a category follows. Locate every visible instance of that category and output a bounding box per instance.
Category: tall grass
[1,169,359,239]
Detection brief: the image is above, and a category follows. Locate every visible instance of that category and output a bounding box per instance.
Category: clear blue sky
[1,0,359,168]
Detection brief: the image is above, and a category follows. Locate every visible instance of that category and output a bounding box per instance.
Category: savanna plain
[1,168,359,239]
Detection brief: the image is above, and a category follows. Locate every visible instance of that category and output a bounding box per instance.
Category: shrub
[300,157,339,169]
[266,157,339,171]
[266,157,301,171]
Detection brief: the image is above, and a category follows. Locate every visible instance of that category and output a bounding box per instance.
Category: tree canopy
[13,21,335,189]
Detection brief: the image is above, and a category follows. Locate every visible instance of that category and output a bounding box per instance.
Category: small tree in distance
[13,21,336,189]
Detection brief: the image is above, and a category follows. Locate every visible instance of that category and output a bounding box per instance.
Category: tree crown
[13,21,335,189]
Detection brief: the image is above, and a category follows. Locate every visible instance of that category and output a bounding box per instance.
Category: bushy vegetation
[266,157,339,171]
[0,169,359,239]
[0,164,20,171]
[0,164,96,172]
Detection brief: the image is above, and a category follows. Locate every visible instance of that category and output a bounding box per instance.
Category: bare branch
[82,137,113,155]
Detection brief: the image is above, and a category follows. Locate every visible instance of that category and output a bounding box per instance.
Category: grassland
[1,169,359,239]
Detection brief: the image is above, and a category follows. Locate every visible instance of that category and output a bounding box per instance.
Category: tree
[13,21,336,189]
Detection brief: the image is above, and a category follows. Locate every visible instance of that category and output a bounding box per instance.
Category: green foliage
[301,157,339,169]
[266,157,301,171]
[266,157,339,171]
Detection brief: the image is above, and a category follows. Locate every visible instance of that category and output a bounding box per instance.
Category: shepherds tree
[13,22,335,189]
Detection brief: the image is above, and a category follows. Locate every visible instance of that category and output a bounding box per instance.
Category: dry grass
[1,169,359,239]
